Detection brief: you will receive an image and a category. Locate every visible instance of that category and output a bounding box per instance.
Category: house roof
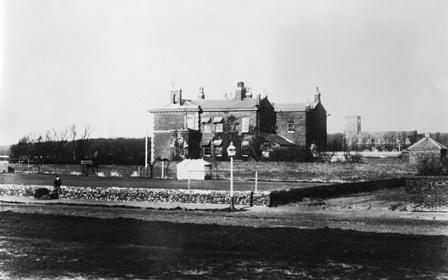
[188,99,259,111]
[408,136,448,151]
[260,133,296,146]
[274,103,309,112]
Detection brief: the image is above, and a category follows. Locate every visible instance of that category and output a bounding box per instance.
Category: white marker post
[226,142,236,211]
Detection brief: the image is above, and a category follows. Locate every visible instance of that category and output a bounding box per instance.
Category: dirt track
[1,210,448,279]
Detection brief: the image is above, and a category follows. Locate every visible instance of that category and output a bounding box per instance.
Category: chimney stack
[314,87,321,103]
[235,81,247,100]
[170,89,183,105]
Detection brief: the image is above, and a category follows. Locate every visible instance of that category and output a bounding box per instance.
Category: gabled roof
[408,136,448,151]
[260,133,296,146]
[188,99,259,111]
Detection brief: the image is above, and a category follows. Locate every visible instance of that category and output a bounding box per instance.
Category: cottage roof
[260,133,296,146]
[407,136,448,151]
[188,99,259,111]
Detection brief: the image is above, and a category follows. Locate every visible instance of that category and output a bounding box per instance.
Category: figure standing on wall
[51,176,62,199]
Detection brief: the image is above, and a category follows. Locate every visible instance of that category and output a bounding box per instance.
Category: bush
[416,156,448,175]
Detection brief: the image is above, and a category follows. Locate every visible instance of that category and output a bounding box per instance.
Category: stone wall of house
[200,111,258,136]
[153,111,186,131]
[276,111,307,146]
[306,104,327,151]
[200,111,257,159]
[409,150,444,165]
[259,97,276,133]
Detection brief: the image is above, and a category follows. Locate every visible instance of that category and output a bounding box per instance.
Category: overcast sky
[1,0,447,145]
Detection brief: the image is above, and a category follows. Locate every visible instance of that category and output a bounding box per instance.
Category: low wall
[405,176,448,187]
[269,178,407,206]
[213,161,414,182]
[0,184,270,206]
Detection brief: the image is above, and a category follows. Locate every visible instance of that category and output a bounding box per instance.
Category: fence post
[255,170,258,192]
[188,170,191,190]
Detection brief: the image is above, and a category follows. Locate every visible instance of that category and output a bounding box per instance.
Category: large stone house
[149,82,327,162]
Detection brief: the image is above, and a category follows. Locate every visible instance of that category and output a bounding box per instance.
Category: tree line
[9,125,147,165]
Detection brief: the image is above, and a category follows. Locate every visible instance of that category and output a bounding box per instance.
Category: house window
[203,146,211,156]
[215,123,223,133]
[287,122,294,133]
[186,115,195,129]
[241,117,249,133]
[203,124,211,133]
[215,146,223,157]
[201,138,211,157]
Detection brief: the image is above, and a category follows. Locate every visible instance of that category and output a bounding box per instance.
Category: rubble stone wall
[0,184,270,206]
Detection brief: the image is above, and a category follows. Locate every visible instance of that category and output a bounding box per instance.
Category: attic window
[287,122,294,133]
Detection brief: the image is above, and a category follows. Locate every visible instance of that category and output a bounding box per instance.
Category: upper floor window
[287,122,294,133]
[203,124,211,133]
[186,115,195,129]
[241,117,249,133]
[215,123,223,133]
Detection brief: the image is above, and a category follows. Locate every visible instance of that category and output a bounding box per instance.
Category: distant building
[344,115,361,148]
[149,82,327,162]
[0,155,9,173]
[407,133,447,165]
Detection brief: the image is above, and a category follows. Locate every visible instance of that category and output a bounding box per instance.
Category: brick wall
[276,111,307,146]
[153,112,186,131]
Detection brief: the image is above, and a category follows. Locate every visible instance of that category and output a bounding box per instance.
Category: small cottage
[407,134,447,165]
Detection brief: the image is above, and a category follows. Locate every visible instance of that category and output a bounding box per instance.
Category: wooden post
[255,170,258,192]
[188,171,191,190]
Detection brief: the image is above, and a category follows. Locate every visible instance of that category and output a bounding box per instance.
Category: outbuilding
[407,134,447,165]
[176,159,212,180]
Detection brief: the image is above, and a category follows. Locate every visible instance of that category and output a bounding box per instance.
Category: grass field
[0,173,326,192]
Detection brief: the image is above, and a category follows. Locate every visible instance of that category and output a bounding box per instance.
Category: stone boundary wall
[0,184,270,206]
[269,178,407,206]
[213,161,414,182]
[2,177,445,207]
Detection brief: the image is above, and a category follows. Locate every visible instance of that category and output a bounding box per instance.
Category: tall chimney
[314,86,321,103]
[176,89,183,105]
